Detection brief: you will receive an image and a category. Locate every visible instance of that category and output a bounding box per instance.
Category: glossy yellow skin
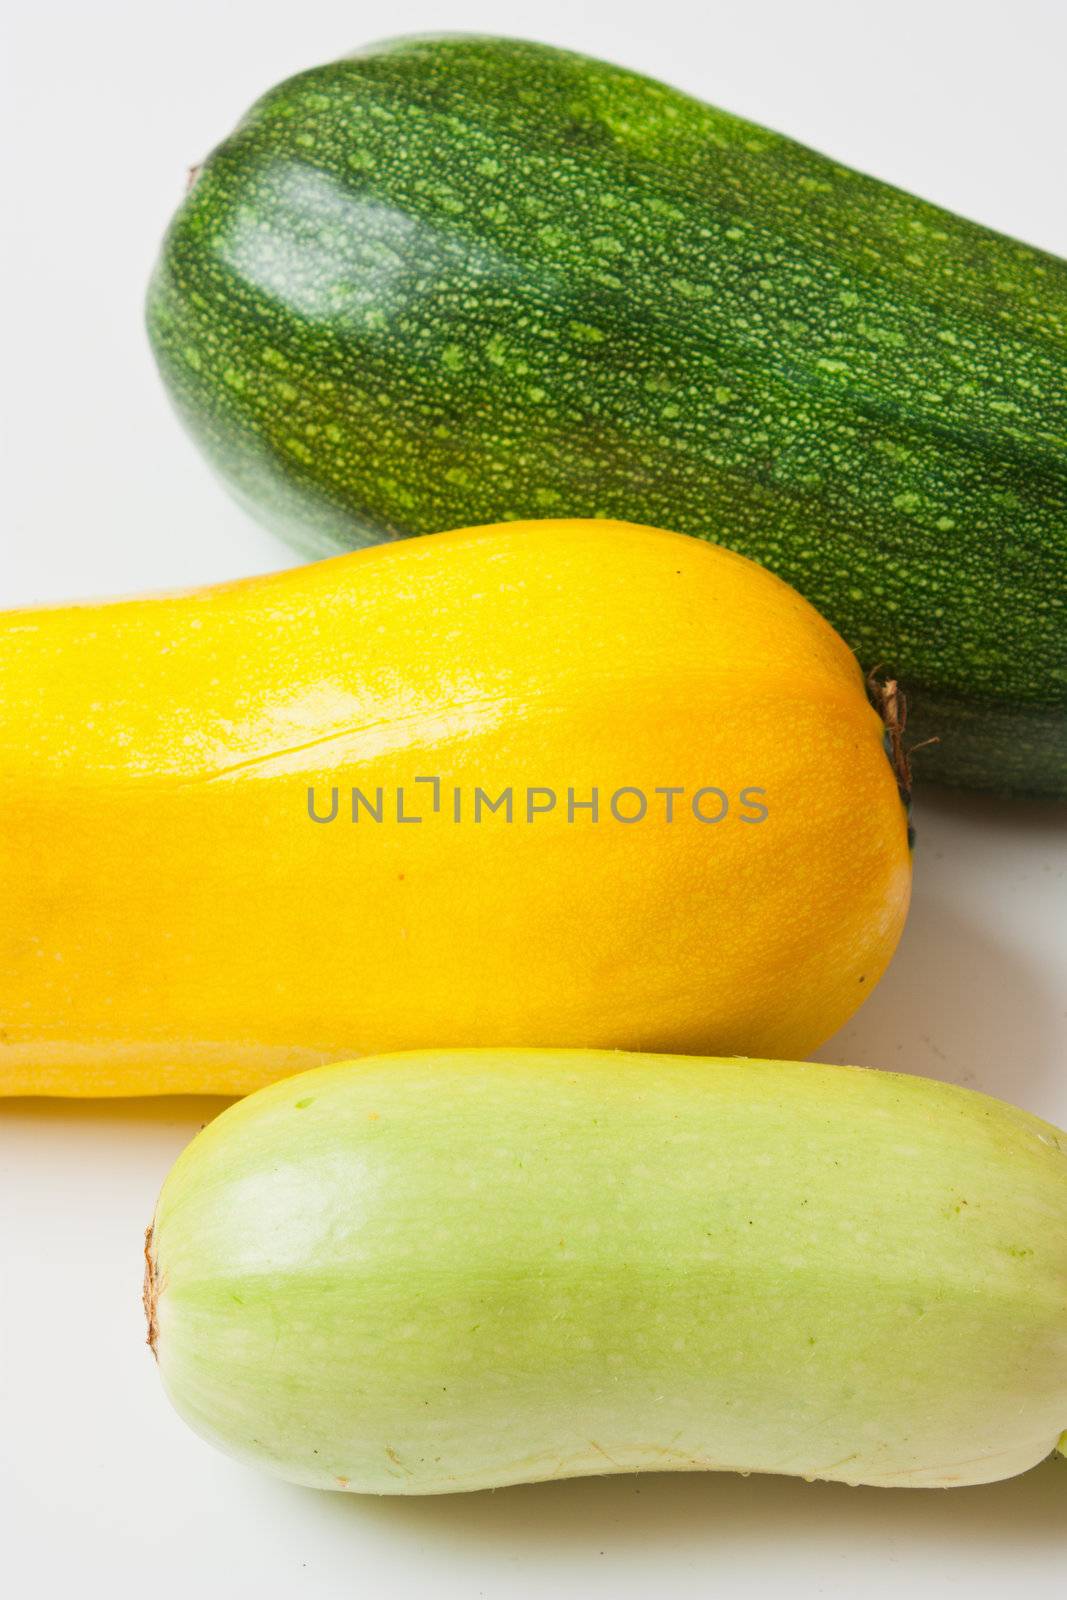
[0,520,910,1095]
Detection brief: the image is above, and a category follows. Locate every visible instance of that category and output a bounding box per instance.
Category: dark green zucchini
[146,35,1067,795]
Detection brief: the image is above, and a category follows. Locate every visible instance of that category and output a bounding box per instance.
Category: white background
[2,1,1065,1593]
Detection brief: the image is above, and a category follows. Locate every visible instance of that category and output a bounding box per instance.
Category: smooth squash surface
[146,1050,1067,1493]
[146,35,1067,794]
[0,520,909,1095]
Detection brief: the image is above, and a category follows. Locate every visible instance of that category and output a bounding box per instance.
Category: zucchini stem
[143,1224,159,1358]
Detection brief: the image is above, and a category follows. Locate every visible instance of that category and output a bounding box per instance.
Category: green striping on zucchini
[146,1050,1067,1494]
[146,35,1067,796]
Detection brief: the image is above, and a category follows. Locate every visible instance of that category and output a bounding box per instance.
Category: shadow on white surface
[815,787,1067,1118]
[2,1094,235,1134]
[818,896,1059,1101]
[299,1452,1067,1550]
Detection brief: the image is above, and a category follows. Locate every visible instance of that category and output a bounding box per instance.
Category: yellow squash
[0,520,910,1095]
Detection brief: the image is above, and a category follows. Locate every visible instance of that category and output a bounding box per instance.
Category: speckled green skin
[146,35,1067,795]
